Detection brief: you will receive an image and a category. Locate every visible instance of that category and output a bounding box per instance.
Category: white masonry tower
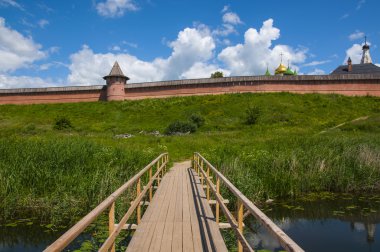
[361,36,372,64]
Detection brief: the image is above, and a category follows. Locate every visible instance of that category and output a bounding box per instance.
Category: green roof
[284,67,295,75]
[265,68,271,76]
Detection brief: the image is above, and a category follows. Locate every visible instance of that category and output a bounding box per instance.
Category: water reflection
[0,223,64,252]
[246,194,380,252]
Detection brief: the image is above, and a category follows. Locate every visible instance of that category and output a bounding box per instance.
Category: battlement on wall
[1,74,380,104]
[126,74,380,89]
[0,85,105,94]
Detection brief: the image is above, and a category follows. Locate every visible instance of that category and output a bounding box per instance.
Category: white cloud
[345,43,363,64]
[222,12,242,25]
[349,30,364,41]
[67,26,216,85]
[180,62,230,79]
[38,19,49,29]
[48,46,60,54]
[0,17,46,73]
[38,61,67,71]
[0,74,56,88]
[376,64,380,67]
[356,0,366,10]
[308,69,325,75]
[218,19,307,76]
[212,23,237,37]
[221,5,229,13]
[302,60,331,67]
[340,13,350,20]
[110,45,121,51]
[0,0,23,10]
[96,0,138,18]
[213,8,243,37]
[122,41,138,48]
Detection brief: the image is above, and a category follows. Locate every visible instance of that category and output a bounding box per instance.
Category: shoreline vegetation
[0,92,379,224]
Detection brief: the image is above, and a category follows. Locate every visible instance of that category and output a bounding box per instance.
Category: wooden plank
[115,223,138,230]
[126,169,173,252]
[160,166,179,252]
[187,165,212,252]
[185,166,205,252]
[172,164,183,251]
[172,222,183,252]
[139,169,175,252]
[208,199,229,205]
[189,168,228,252]
[182,164,194,252]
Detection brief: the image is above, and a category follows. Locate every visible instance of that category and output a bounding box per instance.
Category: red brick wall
[0,80,379,105]
[125,82,380,100]
[0,90,105,105]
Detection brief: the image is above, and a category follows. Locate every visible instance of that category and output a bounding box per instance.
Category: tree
[210,71,224,78]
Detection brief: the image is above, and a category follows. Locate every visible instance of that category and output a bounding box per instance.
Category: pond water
[1,193,379,251]
[247,193,380,252]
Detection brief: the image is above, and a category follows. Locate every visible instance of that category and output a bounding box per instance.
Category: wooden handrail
[193,152,304,252]
[44,153,169,252]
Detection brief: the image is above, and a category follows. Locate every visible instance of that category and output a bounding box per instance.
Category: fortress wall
[125,76,380,100]
[0,75,379,105]
[0,89,106,105]
[125,81,380,100]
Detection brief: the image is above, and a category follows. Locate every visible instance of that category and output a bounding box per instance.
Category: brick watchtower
[103,61,129,101]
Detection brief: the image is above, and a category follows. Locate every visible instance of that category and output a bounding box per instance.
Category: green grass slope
[0,92,379,223]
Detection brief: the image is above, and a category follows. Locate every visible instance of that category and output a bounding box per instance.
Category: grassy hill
[0,92,379,223]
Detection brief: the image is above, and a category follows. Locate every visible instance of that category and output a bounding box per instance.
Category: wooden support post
[137,178,141,224]
[109,202,116,252]
[201,169,204,186]
[237,199,244,252]
[195,157,197,174]
[206,166,210,201]
[200,159,203,178]
[216,177,220,224]
[149,167,153,202]
[157,160,160,186]
[164,155,167,173]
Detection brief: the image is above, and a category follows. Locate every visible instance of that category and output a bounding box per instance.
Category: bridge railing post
[216,176,220,224]
[200,159,204,184]
[206,165,210,201]
[137,178,141,224]
[237,199,244,252]
[108,202,116,252]
[197,156,200,176]
[149,167,153,202]
[157,160,160,186]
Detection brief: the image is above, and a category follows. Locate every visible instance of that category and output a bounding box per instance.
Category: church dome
[275,63,287,75]
[284,67,295,75]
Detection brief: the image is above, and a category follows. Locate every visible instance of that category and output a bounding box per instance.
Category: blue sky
[0,0,379,88]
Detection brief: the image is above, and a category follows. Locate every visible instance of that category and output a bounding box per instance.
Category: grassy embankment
[0,92,379,223]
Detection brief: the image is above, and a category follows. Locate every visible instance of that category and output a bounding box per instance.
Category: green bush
[54,116,73,130]
[164,120,197,135]
[245,106,261,125]
[189,113,205,127]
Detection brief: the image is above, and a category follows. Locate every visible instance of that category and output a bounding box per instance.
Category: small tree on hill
[211,71,224,78]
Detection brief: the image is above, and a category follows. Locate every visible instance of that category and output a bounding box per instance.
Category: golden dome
[275,63,287,74]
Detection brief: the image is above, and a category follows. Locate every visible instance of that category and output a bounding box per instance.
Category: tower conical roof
[103,61,129,80]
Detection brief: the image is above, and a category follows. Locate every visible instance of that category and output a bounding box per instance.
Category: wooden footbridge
[45,153,304,252]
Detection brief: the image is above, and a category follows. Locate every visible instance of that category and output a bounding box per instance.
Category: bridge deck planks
[126,161,227,252]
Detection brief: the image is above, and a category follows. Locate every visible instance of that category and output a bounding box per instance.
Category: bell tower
[361,36,373,64]
[103,61,129,101]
